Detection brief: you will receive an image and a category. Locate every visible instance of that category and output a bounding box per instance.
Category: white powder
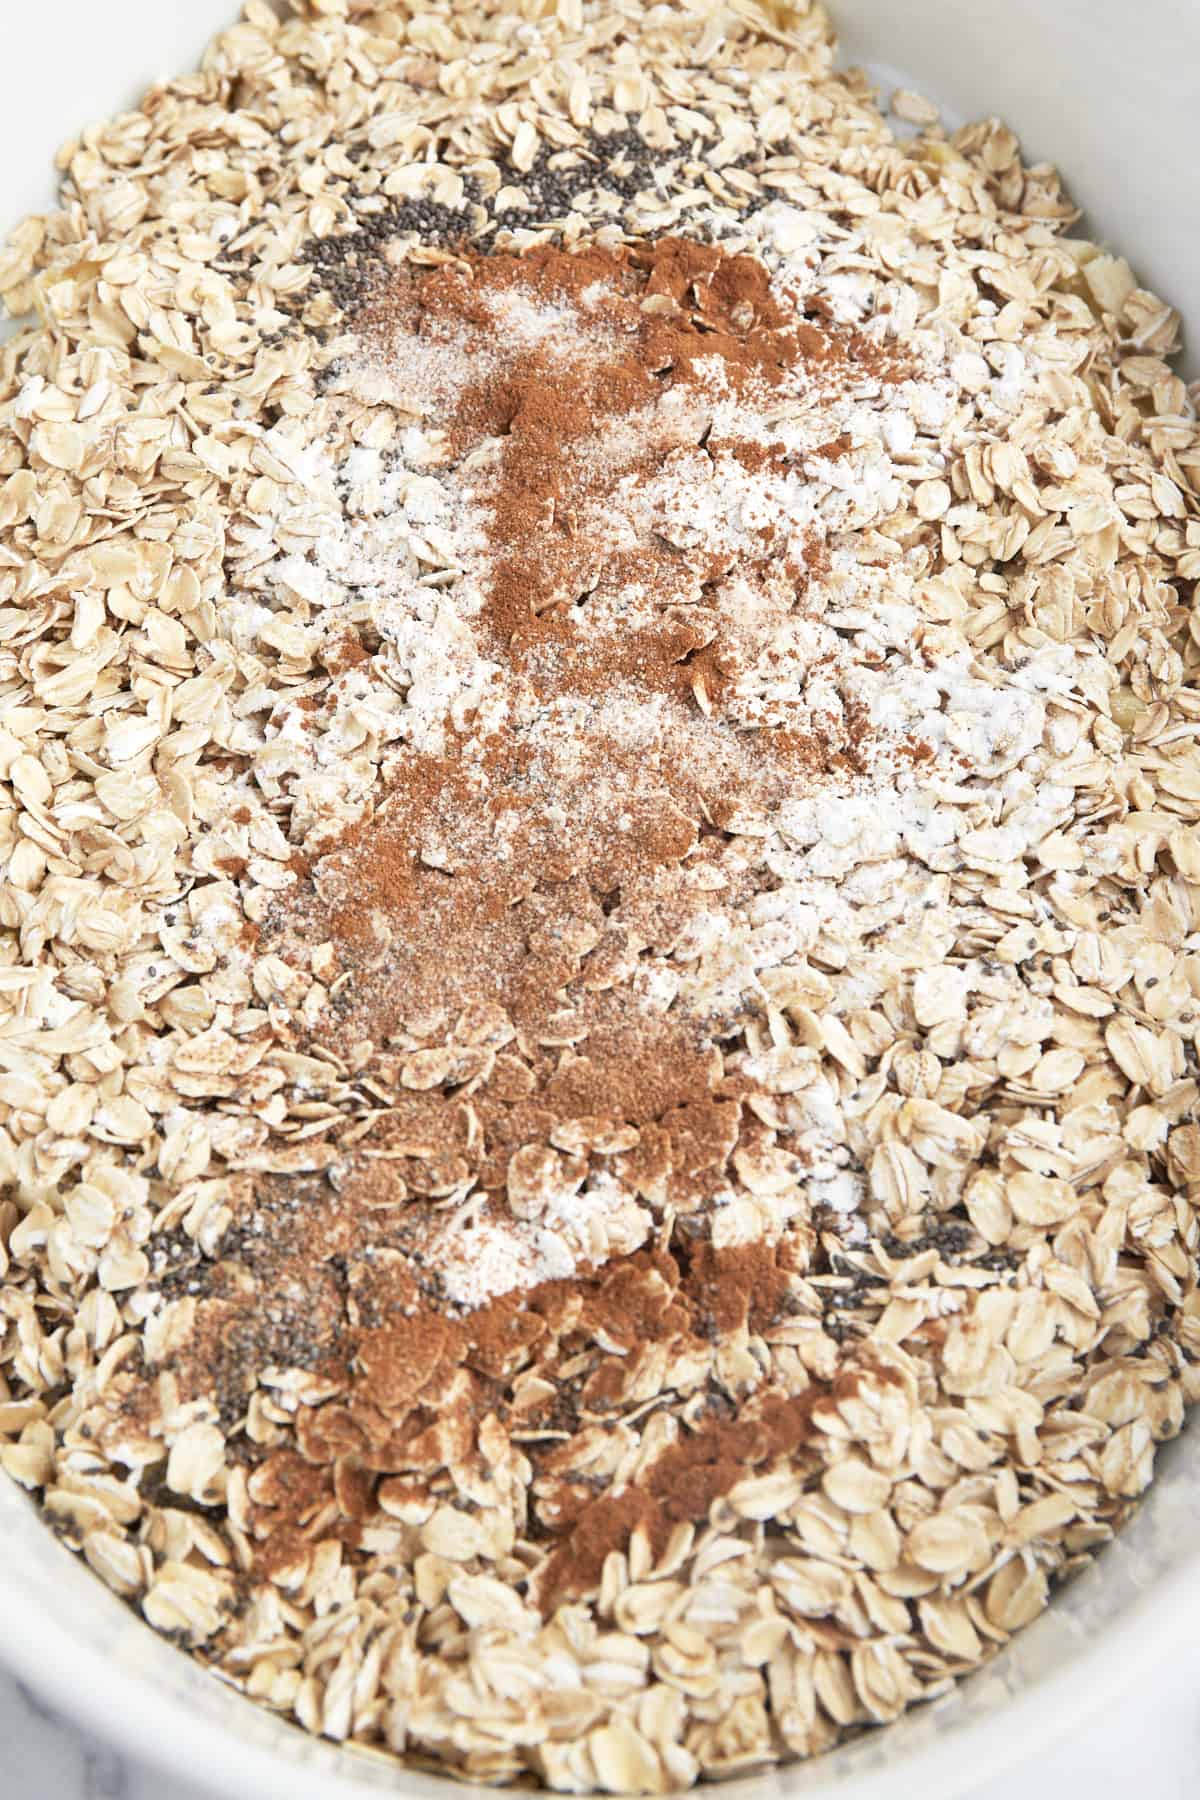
[426,1211,577,1310]
[425,1179,652,1309]
[482,287,585,347]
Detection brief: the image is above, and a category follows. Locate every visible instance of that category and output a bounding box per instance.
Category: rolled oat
[0,0,1198,1791]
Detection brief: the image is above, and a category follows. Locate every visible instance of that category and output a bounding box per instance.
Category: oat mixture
[1,0,1199,1790]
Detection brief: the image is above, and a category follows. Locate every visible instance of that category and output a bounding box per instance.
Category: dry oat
[0,0,1198,1792]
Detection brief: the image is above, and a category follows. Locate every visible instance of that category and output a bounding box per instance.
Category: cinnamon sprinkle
[136,1161,865,1598]
[121,236,938,1601]
[264,236,907,1211]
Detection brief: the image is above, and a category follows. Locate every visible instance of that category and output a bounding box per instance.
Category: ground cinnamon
[139,1168,832,1593]
[265,236,899,1194]
[127,234,918,1598]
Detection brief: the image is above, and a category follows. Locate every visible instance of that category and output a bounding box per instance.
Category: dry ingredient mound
[0,2,1198,1795]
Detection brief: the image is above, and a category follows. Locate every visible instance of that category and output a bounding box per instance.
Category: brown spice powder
[154,235,914,1595]
[358,235,893,662]
[271,236,897,1129]
[140,1165,837,1595]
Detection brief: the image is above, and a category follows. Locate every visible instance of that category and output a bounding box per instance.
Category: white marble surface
[5,1648,1197,1800]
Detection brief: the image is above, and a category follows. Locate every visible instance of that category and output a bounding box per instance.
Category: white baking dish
[0,4,1197,1796]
